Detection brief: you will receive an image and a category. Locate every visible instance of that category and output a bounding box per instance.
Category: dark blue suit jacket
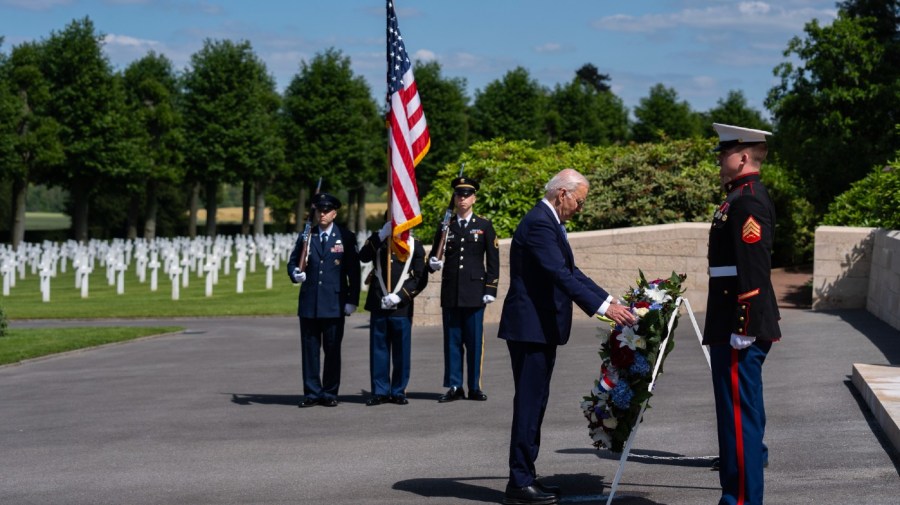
[497,201,609,346]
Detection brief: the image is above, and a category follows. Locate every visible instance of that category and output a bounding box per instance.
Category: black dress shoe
[468,389,488,401]
[366,396,388,406]
[320,398,338,407]
[298,397,318,408]
[438,387,465,403]
[502,484,558,505]
[533,480,560,496]
[391,395,409,405]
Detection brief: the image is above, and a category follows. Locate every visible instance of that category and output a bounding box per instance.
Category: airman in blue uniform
[287,193,360,408]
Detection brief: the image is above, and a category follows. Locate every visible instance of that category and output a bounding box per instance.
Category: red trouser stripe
[731,348,746,505]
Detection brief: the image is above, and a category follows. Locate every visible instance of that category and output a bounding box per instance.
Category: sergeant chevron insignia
[742,216,762,244]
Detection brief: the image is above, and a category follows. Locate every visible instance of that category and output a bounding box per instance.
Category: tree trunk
[10,176,27,250]
[253,179,267,236]
[188,182,200,238]
[241,181,251,236]
[295,187,308,232]
[356,186,367,235]
[71,180,90,243]
[144,179,159,240]
[126,193,140,240]
[205,180,218,237]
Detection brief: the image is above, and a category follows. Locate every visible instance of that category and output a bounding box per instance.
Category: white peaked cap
[712,123,772,151]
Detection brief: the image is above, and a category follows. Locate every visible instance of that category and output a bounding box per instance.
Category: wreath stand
[604,296,708,504]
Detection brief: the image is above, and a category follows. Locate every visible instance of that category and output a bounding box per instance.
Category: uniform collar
[724,172,761,193]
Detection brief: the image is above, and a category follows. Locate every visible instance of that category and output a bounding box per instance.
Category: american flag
[387,0,430,261]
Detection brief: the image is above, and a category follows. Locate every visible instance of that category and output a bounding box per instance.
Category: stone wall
[414,222,711,327]
[812,226,877,310]
[867,230,900,330]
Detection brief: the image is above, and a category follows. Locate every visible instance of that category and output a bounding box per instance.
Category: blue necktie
[560,224,568,241]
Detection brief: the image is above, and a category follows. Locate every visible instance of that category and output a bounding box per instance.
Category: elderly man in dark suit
[497,168,636,505]
[288,193,361,408]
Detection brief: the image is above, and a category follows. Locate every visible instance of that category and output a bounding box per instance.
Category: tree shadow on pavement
[830,309,900,365]
[561,447,716,468]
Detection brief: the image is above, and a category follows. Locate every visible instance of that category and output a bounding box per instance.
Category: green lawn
[24,212,70,231]
[0,326,183,365]
[2,264,300,319]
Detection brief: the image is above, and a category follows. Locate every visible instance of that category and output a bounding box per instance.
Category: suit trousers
[369,314,412,398]
[442,306,485,391]
[299,316,345,401]
[710,340,771,505]
[506,340,557,488]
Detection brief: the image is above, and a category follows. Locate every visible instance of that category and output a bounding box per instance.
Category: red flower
[634,301,651,309]
[610,342,635,368]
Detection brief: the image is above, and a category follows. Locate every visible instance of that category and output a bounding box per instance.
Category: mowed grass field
[2,264,300,319]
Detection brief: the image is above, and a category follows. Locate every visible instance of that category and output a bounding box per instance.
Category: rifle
[434,163,465,260]
[296,178,323,273]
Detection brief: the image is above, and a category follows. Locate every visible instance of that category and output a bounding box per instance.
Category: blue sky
[0,0,838,119]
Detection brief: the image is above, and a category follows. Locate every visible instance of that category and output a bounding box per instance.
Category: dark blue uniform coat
[287,224,360,402]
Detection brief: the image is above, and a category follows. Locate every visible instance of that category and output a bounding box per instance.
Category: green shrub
[760,163,816,266]
[823,163,900,229]
[418,138,815,268]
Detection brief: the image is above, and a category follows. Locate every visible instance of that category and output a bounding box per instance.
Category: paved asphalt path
[2,308,899,505]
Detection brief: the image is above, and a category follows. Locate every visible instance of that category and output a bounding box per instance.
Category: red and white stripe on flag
[387,0,430,260]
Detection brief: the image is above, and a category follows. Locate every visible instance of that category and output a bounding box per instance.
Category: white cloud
[534,42,564,54]
[593,2,837,34]
[104,34,160,48]
[413,48,436,61]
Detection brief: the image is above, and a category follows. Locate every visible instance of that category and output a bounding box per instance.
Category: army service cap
[451,176,479,196]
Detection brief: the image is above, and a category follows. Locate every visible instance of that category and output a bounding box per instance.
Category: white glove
[292,268,306,283]
[482,294,495,305]
[344,304,356,316]
[378,222,392,241]
[380,293,401,310]
[730,333,756,350]
[429,257,443,271]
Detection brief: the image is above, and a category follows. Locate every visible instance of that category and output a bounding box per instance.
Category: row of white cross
[0,234,299,302]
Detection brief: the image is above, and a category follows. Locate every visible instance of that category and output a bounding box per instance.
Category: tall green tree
[181,39,282,237]
[766,5,900,212]
[470,67,549,145]
[411,60,469,196]
[547,64,629,145]
[0,41,64,247]
[280,48,381,232]
[704,90,771,132]
[122,52,185,239]
[39,17,135,242]
[632,84,701,143]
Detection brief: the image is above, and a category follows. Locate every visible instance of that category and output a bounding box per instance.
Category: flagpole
[385,126,393,292]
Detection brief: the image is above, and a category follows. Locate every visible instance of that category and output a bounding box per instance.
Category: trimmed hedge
[419,138,812,267]
[823,162,900,229]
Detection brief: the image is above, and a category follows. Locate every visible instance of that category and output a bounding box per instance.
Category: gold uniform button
[739,317,745,321]
[723,290,729,295]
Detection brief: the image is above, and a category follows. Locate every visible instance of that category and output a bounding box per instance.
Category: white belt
[709,265,737,277]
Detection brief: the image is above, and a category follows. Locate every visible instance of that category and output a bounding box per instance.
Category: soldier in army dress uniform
[704,123,781,505]
[427,176,500,403]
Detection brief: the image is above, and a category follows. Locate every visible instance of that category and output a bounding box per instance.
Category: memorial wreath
[581,271,687,452]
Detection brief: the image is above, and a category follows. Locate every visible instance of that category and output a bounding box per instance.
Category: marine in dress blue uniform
[497,169,636,505]
[359,223,426,406]
[704,124,781,505]
[427,176,500,403]
[287,193,361,408]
